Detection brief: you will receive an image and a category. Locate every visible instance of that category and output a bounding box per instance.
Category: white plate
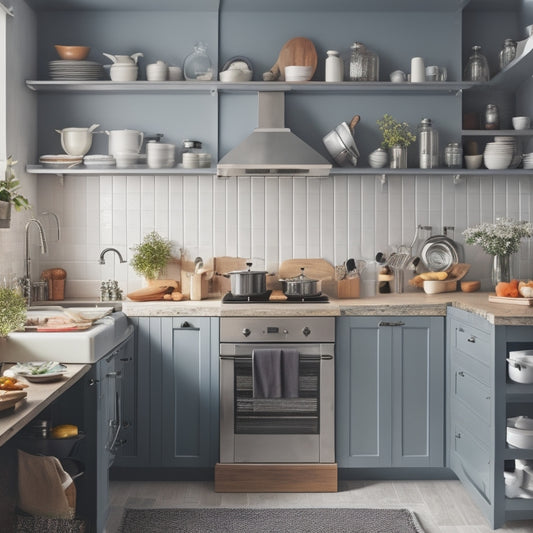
[13,362,67,382]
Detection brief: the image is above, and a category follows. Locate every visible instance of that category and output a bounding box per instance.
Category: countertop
[120,291,533,325]
[0,364,91,447]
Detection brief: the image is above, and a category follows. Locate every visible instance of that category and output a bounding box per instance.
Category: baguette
[419,271,448,281]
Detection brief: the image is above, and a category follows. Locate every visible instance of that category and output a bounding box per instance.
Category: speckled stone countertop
[120,292,533,325]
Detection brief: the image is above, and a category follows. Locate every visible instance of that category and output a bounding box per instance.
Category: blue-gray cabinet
[118,316,219,469]
[336,316,444,468]
[447,306,533,529]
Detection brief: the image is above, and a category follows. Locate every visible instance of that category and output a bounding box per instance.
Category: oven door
[219,343,335,464]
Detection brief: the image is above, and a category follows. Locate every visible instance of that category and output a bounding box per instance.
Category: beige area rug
[118,507,425,532]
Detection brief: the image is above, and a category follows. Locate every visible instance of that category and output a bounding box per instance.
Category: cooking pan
[220,262,269,297]
[322,115,360,167]
[279,268,321,297]
[420,234,460,272]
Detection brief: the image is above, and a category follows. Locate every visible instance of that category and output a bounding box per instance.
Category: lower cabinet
[115,316,219,469]
[336,316,445,468]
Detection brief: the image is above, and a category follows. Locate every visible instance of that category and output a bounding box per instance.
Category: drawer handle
[458,371,465,377]
[455,432,461,439]
[467,336,476,343]
[378,321,405,327]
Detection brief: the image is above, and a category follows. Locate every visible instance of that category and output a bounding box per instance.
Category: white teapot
[102,52,143,65]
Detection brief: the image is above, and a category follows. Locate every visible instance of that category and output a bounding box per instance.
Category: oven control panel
[220,317,335,343]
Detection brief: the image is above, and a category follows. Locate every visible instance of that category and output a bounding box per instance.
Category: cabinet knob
[242,328,251,337]
[455,432,462,439]
[467,336,476,343]
[378,321,405,327]
[458,371,465,377]
[88,378,99,386]
[302,327,311,336]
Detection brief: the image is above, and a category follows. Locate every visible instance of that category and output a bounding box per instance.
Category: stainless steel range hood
[216,92,331,178]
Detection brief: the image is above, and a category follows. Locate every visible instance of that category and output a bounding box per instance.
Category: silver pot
[223,262,268,296]
[280,268,321,297]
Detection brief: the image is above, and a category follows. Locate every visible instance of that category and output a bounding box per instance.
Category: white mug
[410,57,425,83]
[168,66,183,81]
[106,129,144,156]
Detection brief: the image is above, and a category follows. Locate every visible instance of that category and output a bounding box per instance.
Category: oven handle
[220,354,333,360]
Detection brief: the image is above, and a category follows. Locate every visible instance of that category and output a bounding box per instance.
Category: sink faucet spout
[99,247,127,265]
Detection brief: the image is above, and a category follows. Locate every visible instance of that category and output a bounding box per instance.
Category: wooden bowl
[54,45,90,61]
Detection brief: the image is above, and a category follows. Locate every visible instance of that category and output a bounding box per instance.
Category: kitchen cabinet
[447,306,533,529]
[336,316,444,469]
[119,316,219,472]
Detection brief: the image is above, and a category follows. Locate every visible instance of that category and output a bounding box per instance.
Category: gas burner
[221,291,329,304]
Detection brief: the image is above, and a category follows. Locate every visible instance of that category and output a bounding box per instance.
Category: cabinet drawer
[452,365,491,424]
[452,319,492,366]
[450,345,490,386]
[451,422,492,504]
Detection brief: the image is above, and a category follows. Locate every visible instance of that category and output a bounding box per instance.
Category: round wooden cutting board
[270,37,318,81]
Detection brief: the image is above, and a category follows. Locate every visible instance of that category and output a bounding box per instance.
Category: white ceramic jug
[102,52,143,65]
[55,124,99,156]
[106,129,144,156]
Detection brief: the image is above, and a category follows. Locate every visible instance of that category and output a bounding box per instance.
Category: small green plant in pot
[130,231,173,281]
[0,288,27,338]
[376,114,416,169]
[0,156,31,228]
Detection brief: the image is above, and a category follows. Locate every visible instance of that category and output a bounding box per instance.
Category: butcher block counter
[120,292,533,325]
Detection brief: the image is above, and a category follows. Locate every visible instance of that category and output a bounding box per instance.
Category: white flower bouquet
[462,217,533,256]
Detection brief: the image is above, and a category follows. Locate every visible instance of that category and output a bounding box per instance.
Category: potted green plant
[130,231,173,281]
[0,156,31,228]
[376,114,416,169]
[0,288,27,339]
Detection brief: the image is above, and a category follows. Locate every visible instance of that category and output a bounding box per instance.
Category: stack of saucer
[523,153,533,169]
[48,60,104,81]
[39,154,83,168]
[146,143,175,169]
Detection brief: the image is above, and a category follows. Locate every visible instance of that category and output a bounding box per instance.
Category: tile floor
[105,479,533,532]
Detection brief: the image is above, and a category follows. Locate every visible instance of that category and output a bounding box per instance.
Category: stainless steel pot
[223,262,268,296]
[280,268,321,297]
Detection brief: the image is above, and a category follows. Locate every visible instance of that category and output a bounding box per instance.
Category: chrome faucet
[99,247,127,265]
[40,211,60,241]
[24,218,48,306]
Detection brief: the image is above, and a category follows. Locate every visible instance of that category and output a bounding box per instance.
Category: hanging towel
[253,349,282,398]
[282,349,300,398]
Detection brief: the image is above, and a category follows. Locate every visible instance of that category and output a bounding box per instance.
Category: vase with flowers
[376,114,416,169]
[462,217,533,287]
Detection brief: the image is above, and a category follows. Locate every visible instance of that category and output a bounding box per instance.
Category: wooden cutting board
[488,295,533,306]
[127,285,171,302]
[270,37,317,81]
[278,258,335,281]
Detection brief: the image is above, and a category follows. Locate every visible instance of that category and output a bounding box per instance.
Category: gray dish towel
[253,348,299,399]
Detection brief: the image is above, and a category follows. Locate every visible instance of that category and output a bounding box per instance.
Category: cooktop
[221,290,329,304]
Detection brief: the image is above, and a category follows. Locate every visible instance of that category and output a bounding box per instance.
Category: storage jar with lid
[444,142,463,168]
[464,45,490,81]
[418,118,439,169]
[325,50,343,82]
[484,104,499,130]
[349,42,379,81]
[183,42,213,80]
[499,38,517,70]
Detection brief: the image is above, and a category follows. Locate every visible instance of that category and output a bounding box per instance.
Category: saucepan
[322,115,360,167]
[220,262,271,296]
[279,267,321,297]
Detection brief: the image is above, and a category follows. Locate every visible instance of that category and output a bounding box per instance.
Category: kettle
[55,124,99,157]
[102,52,143,65]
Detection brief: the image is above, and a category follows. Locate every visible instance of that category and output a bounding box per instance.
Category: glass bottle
[499,39,516,70]
[183,42,213,81]
[349,42,379,81]
[418,118,439,169]
[325,50,343,82]
[444,142,463,168]
[464,45,490,82]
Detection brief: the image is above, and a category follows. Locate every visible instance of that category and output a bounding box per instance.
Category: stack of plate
[523,153,533,169]
[494,136,522,168]
[48,60,104,81]
[39,154,83,168]
[483,137,515,170]
[83,154,116,168]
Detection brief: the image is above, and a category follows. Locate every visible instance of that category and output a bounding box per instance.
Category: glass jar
[183,42,213,81]
[444,142,463,168]
[484,104,500,130]
[464,45,490,81]
[349,42,379,81]
[418,118,439,169]
[499,39,516,70]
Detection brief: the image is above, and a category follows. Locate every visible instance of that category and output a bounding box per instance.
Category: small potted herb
[0,288,27,339]
[130,231,173,281]
[376,114,416,169]
[0,156,31,228]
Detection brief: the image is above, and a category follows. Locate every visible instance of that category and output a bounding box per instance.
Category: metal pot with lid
[222,262,269,297]
[280,267,321,297]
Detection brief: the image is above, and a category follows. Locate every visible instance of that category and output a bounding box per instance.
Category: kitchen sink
[0,307,132,364]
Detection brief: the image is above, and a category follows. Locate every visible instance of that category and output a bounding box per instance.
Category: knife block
[337,277,360,299]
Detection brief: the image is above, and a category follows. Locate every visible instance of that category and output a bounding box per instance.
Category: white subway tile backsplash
[33,173,533,295]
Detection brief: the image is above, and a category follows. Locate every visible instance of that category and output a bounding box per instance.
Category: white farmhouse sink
[0,307,132,364]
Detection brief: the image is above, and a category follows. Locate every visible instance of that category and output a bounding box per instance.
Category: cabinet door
[336,316,392,467]
[155,317,219,468]
[390,316,444,467]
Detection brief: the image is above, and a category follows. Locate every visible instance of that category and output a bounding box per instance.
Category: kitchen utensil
[102,52,143,64]
[266,37,317,81]
[387,252,411,293]
[221,262,269,297]
[54,45,90,61]
[420,231,461,272]
[322,115,360,166]
[335,264,346,281]
[106,129,144,156]
[280,267,321,297]
[55,124,99,157]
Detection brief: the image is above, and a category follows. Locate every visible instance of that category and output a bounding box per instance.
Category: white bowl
[483,153,512,169]
[284,65,313,82]
[507,416,533,448]
[464,154,483,169]
[110,64,138,82]
[513,116,531,130]
[219,69,252,82]
[114,151,139,168]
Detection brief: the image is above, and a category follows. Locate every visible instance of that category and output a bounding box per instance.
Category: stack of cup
[182,152,199,168]
[146,142,175,168]
[198,153,211,168]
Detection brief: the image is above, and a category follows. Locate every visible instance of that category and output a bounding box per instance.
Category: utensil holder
[337,277,360,298]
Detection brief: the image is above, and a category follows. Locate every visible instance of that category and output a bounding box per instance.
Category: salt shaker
[325,50,343,82]
[484,104,500,130]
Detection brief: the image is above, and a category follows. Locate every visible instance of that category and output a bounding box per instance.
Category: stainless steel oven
[219,316,335,464]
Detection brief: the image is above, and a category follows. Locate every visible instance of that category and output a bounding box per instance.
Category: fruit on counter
[495,279,519,298]
[419,271,448,281]
[163,290,185,301]
[519,280,533,298]
[0,376,29,390]
[460,280,481,292]
[50,424,78,439]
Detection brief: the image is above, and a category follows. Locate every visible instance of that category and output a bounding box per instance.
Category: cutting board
[269,37,317,81]
[489,295,533,306]
[127,285,171,302]
[279,258,336,296]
